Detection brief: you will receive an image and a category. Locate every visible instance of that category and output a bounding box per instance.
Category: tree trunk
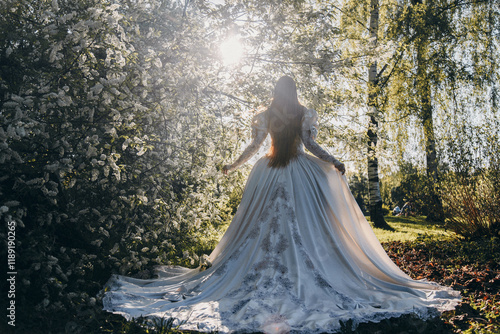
[416,41,445,222]
[367,0,393,230]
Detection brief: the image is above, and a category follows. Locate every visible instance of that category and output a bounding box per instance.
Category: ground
[95,216,500,334]
[22,216,500,334]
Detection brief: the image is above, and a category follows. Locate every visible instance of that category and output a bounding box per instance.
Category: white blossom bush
[0,0,248,330]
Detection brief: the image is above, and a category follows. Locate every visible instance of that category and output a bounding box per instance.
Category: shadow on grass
[370,215,452,244]
[385,215,435,225]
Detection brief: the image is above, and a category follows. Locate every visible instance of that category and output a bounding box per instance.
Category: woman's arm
[223,113,268,174]
[223,131,267,174]
[300,110,345,174]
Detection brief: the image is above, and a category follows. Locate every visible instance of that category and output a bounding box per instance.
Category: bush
[439,120,500,238]
[386,162,438,217]
[0,1,245,331]
[440,170,500,239]
[348,173,369,214]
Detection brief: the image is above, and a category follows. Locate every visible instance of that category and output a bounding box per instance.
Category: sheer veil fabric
[102,108,461,333]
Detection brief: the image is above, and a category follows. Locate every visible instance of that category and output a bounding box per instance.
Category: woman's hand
[222,165,232,175]
[333,161,345,175]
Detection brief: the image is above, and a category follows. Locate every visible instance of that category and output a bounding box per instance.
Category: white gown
[102,109,460,333]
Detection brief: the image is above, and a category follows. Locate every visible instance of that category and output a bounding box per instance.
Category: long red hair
[266,76,305,168]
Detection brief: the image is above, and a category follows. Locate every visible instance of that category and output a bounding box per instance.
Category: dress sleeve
[300,108,340,165]
[226,112,268,171]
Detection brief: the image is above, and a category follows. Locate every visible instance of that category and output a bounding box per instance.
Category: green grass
[370,215,454,243]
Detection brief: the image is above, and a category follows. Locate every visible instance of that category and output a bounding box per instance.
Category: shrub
[440,169,500,238]
[387,162,438,217]
[439,120,500,238]
[0,1,245,331]
[348,173,369,214]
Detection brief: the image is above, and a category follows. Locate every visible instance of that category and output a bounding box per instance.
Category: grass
[370,215,454,243]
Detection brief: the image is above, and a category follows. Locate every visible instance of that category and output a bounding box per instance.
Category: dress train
[102,153,460,333]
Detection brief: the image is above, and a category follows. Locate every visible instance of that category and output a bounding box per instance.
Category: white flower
[91,83,104,95]
[91,239,103,247]
[91,169,99,181]
[3,101,17,108]
[136,147,146,156]
[49,42,63,62]
[110,243,119,254]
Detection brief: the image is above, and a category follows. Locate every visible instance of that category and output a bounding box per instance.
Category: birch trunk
[367,0,393,230]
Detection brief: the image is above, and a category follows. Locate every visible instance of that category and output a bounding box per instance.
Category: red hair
[266,76,305,168]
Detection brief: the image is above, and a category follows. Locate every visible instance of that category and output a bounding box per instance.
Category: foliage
[348,173,369,214]
[439,121,500,239]
[0,0,247,331]
[381,162,439,218]
[441,171,500,239]
[340,0,500,220]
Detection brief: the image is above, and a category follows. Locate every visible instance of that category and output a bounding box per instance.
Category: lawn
[372,215,452,243]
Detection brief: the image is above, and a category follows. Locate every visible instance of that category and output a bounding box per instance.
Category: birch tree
[367,0,394,229]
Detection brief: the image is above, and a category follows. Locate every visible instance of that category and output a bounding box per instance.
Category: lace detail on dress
[214,182,357,331]
[227,112,268,171]
[300,108,338,165]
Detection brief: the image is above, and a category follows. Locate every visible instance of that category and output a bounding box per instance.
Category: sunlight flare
[220,36,244,66]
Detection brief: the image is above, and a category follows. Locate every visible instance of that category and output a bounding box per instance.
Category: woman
[102,76,460,333]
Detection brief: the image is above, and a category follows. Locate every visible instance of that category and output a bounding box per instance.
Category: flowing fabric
[102,109,460,333]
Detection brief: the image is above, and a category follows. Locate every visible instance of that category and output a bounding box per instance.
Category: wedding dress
[102,108,460,333]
